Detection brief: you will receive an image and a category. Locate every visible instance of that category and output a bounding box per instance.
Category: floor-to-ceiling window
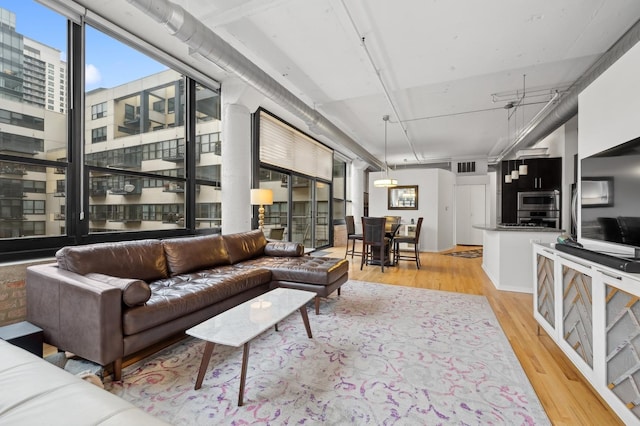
[84,25,188,234]
[333,156,346,222]
[194,83,222,232]
[256,109,333,248]
[0,1,221,260]
[0,3,68,240]
[291,175,312,246]
[315,180,330,247]
[259,168,289,240]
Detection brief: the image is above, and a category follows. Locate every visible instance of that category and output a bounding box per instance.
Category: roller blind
[259,111,333,181]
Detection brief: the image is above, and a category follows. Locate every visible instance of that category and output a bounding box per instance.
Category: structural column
[221,103,251,233]
[349,159,368,229]
[221,78,263,234]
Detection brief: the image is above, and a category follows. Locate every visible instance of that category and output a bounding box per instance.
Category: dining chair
[361,216,389,272]
[268,227,285,240]
[393,217,423,269]
[384,216,401,233]
[345,215,363,258]
[388,222,403,265]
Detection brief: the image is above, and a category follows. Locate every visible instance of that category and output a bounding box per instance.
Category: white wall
[580,41,640,159]
[368,168,455,252]
[578,39,640,251]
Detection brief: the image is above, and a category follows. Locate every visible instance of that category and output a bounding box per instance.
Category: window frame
[0,4,222,262]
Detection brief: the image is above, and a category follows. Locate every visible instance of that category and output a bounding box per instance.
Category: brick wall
[0,259,53,327]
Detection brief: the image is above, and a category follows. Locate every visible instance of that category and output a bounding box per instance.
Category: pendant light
[374,115,398,188]
[504,160,512,183]
[519,159,528,175]
[511,163,519,180]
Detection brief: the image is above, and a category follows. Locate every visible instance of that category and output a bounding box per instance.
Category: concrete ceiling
[78,0,640,167]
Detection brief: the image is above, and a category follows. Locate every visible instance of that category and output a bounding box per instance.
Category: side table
[0,321,43,357]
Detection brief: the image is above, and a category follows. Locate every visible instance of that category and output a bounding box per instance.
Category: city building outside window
[0,3,67,240]
[0,1,221,256]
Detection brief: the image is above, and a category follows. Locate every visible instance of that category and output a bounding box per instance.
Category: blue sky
[0,0,168,90]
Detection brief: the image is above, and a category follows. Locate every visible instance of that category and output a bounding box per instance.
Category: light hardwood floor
[333,243,623,426]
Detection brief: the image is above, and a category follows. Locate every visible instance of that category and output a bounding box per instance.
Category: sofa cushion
[162,234,230,276]
[85,273,151,307]
[264,241,304,257]
[122,265,272,335]
[223,230,267,264]
[240,256,349,285]
[56,239,168,282]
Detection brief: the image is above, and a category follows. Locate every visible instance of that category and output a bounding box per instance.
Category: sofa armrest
[264,241,305,257]
[0,340,168,424]
[26,263,124,367]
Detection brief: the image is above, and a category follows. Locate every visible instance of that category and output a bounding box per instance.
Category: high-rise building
[0,7,66,111]
[23,37,66,113]
[0,8,24,104]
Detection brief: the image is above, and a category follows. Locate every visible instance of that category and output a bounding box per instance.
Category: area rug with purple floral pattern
[105,280,549,425]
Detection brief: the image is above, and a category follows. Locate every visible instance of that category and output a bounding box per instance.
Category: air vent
[457,161,476,173]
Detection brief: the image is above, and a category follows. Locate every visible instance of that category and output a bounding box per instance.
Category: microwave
[517,190,560,211]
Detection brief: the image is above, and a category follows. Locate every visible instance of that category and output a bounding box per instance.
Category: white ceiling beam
[198,0,293,27]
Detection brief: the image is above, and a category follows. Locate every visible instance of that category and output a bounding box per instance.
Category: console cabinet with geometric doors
[533,243,640,424]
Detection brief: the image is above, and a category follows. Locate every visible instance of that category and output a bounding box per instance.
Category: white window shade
[260,111,333,181]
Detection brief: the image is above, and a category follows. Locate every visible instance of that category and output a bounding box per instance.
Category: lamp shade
[519,164,528,175]
[250,188,273,205]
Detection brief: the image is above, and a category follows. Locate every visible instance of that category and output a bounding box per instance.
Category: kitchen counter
[473,225,564,232]
[474,225,562,293]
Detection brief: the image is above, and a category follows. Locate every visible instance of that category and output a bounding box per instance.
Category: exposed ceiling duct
[502,17,640,159]
[126,0,385,170]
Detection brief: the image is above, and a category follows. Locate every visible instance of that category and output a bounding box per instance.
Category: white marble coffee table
[186,287,315,405]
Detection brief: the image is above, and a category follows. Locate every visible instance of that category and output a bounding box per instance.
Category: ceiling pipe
[126,0,385,170]
[502,17,640,159]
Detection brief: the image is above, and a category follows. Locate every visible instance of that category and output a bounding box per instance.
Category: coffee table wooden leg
[194,341,215,390]
[238,342,250,406]
[299,306,313,338]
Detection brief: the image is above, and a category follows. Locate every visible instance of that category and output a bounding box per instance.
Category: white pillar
[221,103,252,234]
[350,159,368,230]
[220,78,264,234]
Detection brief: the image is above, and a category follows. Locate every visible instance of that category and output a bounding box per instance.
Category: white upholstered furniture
[0,339,166,425]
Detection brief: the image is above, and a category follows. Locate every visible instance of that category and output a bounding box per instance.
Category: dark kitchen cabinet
[501,157,562,223]
[516,157,562,191]
[501,178,518,223]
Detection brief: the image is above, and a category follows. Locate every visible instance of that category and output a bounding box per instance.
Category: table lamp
[250,188,273,232]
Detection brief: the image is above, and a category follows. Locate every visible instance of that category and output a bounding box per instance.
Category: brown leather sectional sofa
[26,230,348,380]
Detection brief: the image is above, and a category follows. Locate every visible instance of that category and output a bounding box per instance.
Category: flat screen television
[580,136,640,255]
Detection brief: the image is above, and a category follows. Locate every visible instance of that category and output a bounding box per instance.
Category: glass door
[315,181,330,247]
[259,168,289,240]
[259,167,331,249]
[291,175,312,246]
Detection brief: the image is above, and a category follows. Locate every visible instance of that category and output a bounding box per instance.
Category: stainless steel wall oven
[517,190,560,228]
